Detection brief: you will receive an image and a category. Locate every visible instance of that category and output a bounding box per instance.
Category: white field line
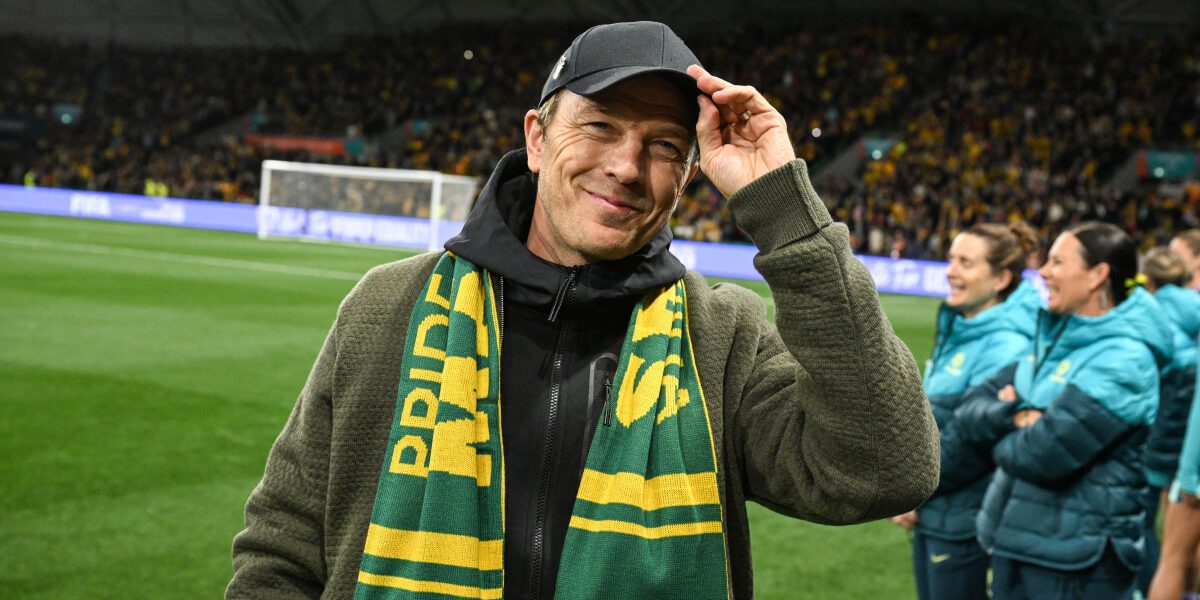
[0,234,364,281]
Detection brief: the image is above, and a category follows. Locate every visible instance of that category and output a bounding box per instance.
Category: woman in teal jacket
[959,222,1173,598]
[1146,248,1200,600]
[1142,248,1200,492]
[890,222,1039,600]
[1139,248,1200,594]
[1151,382,1200,600]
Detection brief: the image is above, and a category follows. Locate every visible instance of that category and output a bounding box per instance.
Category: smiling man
[228,21,938,600]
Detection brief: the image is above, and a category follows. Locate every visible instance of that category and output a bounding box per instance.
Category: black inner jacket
[445,149,685,599]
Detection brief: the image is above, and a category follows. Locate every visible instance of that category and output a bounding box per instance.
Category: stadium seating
[4,23,1199,256]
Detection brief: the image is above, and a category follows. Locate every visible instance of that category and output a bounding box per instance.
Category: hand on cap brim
[687,64,795,199]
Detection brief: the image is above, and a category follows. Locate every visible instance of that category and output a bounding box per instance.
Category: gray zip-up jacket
[226,157,940,599]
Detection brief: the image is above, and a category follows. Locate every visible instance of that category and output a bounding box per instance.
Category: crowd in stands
[823,28,1200,260]
[4,22,1200,259]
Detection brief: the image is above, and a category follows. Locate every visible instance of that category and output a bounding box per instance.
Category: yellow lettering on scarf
[400,388,438,429]
[429,414,492,487]
[615,353,690,426]
[453,271,489,358]
[425,274,451,310]
[389,435,429,477]
[414,314,449,361]
[632,286,681,342]
[441,356,479,412]
[423,355,493,487]
[616,354,663,427]
[656,356,689,424]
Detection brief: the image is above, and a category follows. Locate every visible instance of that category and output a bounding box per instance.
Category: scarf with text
[355,253,728,599]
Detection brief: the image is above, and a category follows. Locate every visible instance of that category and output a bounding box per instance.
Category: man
[228,21,938,599]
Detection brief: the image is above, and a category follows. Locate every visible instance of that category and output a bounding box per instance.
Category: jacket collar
[444,149,686,311]
[1154,284,1200,340]
[1037,287,1173,368]
[933,280,1040,361]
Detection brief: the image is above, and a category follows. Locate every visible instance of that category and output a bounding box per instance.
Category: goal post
[257,160,480,251]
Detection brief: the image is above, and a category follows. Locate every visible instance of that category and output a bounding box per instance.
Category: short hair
[1065,221,1138,305]
[1143,247,1191,288]
[537,90,700,169]
[961,220,1039,301]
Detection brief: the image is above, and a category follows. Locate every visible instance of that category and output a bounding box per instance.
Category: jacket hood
[934,280,1040,361]
[1155,284,1200,340]
[1040,287,1174,369]
[444,149,686,310]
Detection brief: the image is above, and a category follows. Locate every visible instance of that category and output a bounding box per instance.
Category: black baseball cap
[539,21,702,107]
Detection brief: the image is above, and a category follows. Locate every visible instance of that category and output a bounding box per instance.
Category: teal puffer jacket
[961,288,1172,571]
[916,281,1038,541]
[1143,284,1200,487]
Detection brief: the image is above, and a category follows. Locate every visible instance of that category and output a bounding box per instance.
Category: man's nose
[604,137,643,185]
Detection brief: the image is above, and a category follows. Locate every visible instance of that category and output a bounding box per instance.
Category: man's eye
[586,122,611,131]
[652,140,683,157]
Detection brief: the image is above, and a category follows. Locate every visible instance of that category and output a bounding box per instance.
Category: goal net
[257,160,480,251]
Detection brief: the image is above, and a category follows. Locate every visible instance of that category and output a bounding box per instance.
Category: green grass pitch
[0,211,940,598]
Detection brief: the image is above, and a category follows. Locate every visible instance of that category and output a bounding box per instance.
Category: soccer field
[0,211,940,599]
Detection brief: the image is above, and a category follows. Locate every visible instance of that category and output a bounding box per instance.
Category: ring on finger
[739,110,753,121]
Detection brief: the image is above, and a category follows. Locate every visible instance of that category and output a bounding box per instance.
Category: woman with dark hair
[891,221,1040,600]
[957,222,1173,598]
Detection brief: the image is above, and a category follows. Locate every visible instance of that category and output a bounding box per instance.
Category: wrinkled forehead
[568,74,697,131]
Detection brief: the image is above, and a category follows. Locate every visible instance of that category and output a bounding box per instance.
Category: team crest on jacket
[944,352,966,376]
[1050,359,1072,383]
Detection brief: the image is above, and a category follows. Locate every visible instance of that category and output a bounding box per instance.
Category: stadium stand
[3,22,1199,256]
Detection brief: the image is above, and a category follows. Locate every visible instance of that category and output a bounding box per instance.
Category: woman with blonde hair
[1138,247,1200,594]
[1145,246,1200,600]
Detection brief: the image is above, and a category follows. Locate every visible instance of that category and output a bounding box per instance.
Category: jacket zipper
[530,270,578,599]
[497,276,506,346]
[602,378,613,427]
[547,267,580,323]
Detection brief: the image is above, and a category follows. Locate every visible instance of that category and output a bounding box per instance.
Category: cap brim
[560,66,699,104]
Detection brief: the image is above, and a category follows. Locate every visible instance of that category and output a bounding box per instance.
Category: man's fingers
[695,94,724,154]
[688,65,776,121]
[688,64,734,95]
[711,85,775,116]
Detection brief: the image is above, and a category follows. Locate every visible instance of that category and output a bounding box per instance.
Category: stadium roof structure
[1,0,1197,48]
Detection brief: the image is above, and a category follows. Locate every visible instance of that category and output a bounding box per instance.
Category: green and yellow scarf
[355,253,728,599]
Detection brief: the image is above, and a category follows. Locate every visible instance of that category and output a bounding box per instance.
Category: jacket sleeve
[1173,373,1200,497]
[933,337,1031,496]
[952,364,1020,445]
[724,159,940,525]
[932,398,1002,496]
[993,383,1137,486]
[226,323,335,599]
[1145,365,1197,483]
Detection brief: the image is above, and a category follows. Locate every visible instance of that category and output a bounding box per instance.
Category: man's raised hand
[689,64,795,199]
